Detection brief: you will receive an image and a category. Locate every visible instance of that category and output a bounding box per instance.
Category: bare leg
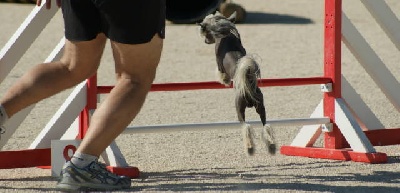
[76,34,163,156]
[1,35,106,117]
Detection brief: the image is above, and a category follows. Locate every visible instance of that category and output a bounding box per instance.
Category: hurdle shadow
[0,176,56,182]
[0,186,60,192]
[242,11,314,25]
[0,176,59,192]
[134,162,400,192]
[387,155,400,163]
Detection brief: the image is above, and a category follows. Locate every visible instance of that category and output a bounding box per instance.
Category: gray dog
[198,12,276,155]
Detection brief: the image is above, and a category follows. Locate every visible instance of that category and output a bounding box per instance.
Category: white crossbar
[123,117,330,134]
[342,12,400,112]
[361,0,400,51]
[0,3,59,84]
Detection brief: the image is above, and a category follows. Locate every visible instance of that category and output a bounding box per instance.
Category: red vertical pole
[324,0,345,149]
[78,74,98,139]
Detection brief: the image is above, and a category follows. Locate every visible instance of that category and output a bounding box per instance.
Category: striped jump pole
[124,117,331,134]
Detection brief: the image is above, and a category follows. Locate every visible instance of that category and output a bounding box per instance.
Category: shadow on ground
[1,159,400,192]
[0,176,58,192]
[134,161,400,192]
[168,11,314,25]
[243,11,314,24]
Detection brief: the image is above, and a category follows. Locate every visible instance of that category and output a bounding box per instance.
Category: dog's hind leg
[236,95,255,155]
[243,123,255,155]
[254,89,267,126]
[254,89,276,155]
[262,124,276,155]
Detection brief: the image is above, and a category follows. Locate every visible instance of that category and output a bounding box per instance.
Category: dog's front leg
[216,67,231,86]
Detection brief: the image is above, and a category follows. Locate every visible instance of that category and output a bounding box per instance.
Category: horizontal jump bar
[123,117,330,134]
[97,77,331,93]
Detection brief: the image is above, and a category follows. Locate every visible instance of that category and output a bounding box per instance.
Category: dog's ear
[227,11,237,23]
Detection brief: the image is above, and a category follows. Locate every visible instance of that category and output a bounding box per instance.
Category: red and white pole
[323,0,345,149]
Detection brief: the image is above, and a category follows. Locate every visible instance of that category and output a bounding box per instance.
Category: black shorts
[61,0,166,44]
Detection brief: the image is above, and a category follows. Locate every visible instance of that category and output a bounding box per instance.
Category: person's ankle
[70,152,98,168]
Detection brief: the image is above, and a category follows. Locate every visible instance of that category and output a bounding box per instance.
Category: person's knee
[60,35,106,84]
[117,70,156,91]
[115,56,160,88]
[59,59,99,84]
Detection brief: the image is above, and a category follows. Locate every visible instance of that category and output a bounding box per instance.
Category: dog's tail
[233,55,261,102]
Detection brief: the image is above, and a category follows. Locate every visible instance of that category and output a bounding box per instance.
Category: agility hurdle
[95,0,400,163]
[281,0,400,163]
[0,0,400,179]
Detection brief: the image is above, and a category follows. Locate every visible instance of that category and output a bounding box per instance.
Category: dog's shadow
[242,11,314,24]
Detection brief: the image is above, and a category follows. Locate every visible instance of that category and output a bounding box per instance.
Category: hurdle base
[0,148,51,169]
[106,166,140,178]
[39,165,140,179]
[280,146,387,163]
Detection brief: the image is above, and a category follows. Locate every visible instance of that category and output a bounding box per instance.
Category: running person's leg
[0,0,106,119]
[0,37,106,117]
[73,0,166,161]
[57,0,166,191]
[0,0,165,191]
[77,35,163,156]
[0,0,131,191]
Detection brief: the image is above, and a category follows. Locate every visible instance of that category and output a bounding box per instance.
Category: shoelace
[94,161,120,178]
